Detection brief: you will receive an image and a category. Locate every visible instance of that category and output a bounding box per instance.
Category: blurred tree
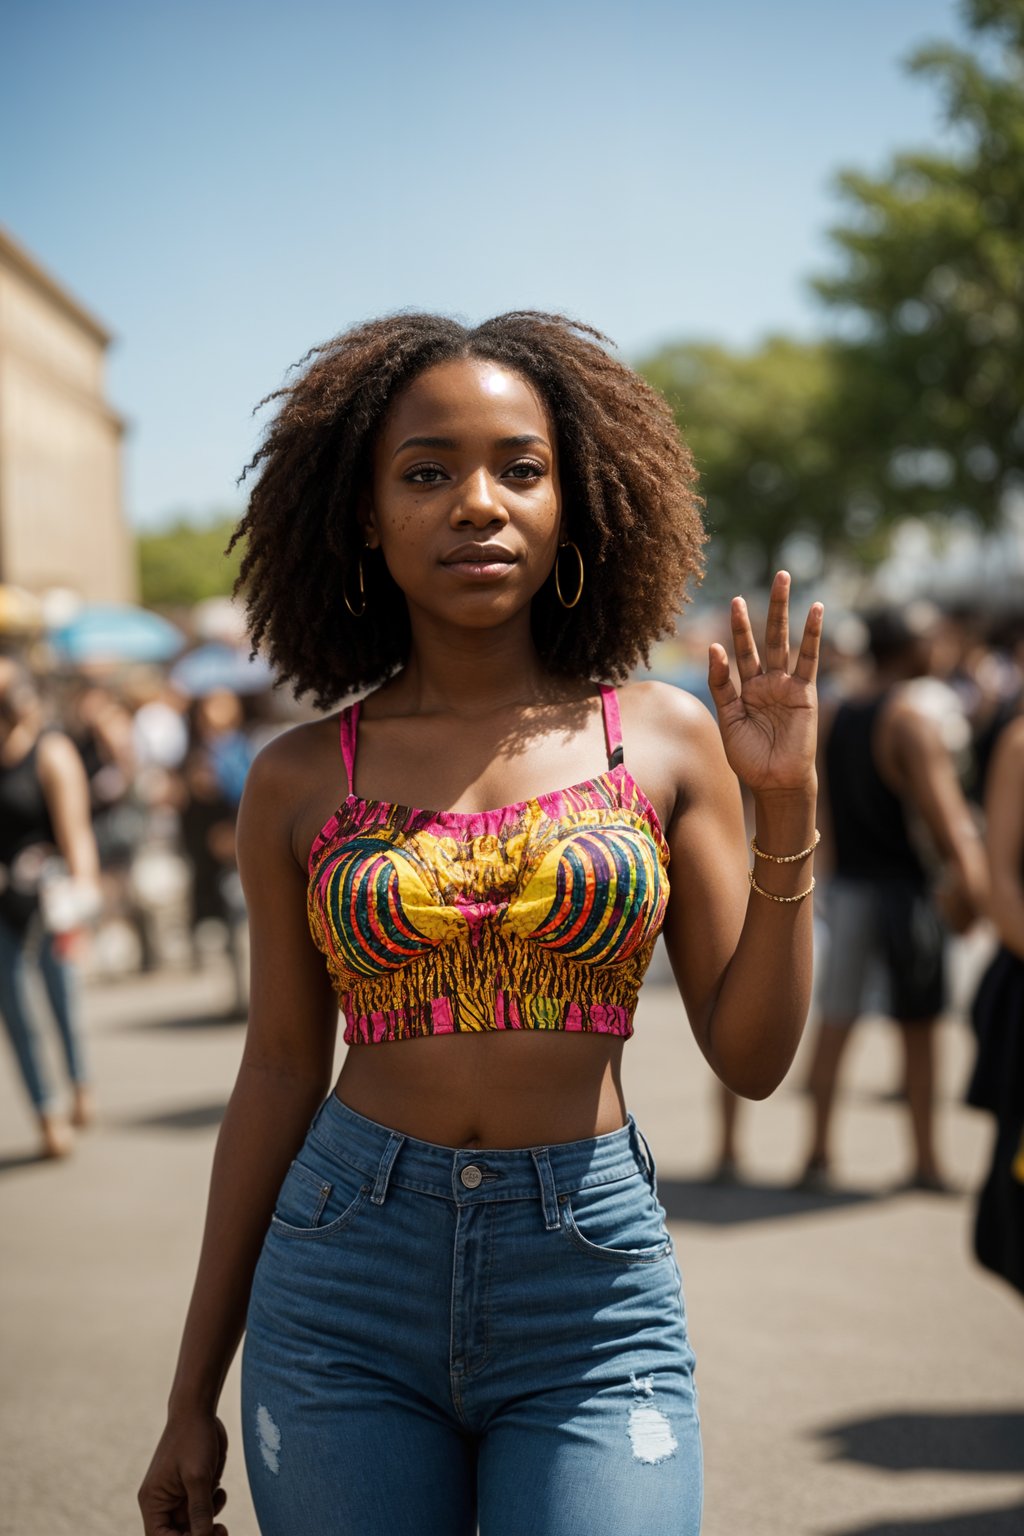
[137,517,242,608]
[813,0,1024,529]
[640,337,869,586]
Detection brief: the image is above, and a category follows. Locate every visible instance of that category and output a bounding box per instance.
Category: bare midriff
[333,1031,628,1149]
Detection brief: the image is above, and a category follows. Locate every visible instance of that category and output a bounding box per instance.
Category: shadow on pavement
[659,1175,876,1227]
[0,1150,63,1176]
[116,1100,229,1132]
[815,1409,1024,1475]
[828,1501,1024,1535]
[115,1010,247,1032]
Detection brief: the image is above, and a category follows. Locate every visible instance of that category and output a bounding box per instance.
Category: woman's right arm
[984,716,1024,960]
[139,732,339,1536]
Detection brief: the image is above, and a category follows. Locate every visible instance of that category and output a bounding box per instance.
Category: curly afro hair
[230,311,705,708]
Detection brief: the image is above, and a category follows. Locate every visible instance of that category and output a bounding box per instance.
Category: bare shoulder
[241,714,348,849]
[35,729,85,781]
[247,716,337,784]
[883,686,945,755]
[617,678,720,754]
[616,679,729,823]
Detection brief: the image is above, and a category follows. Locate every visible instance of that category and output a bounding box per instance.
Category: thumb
[185,1475,216,1536]
[707,643,739,714]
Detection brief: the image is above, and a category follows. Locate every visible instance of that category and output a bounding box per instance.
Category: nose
[450,468,509,529]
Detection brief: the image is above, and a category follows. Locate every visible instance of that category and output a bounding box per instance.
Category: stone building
[0,226,135,603]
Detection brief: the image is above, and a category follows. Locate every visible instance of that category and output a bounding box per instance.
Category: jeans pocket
[560,1172,672,1265]
[270,1148,371,1240]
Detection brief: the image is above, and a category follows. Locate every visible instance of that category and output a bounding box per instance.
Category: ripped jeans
[242,1094,702,1535]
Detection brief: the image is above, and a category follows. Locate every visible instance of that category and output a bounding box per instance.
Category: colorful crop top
[307,685,670,1045]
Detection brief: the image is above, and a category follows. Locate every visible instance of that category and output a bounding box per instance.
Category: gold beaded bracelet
[750,828,820,864]
[748,869,816,904]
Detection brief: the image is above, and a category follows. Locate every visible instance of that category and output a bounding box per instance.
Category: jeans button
[460,1164,483,1190]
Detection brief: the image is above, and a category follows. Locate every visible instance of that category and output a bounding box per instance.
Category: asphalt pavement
[1,947,1022,1536]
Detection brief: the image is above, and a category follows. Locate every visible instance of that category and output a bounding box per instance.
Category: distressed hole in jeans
[256,1403,282,1474]
[628,1373,678,1465]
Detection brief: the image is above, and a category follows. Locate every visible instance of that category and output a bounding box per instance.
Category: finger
[793,601,824,684]
[729,597,762,681]
[764,570,791,672]
[213,1487,228,1514]
[707,642,740,713]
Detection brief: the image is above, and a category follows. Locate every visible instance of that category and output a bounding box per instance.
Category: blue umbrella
[51,604,186,664]
[169,642,274,697]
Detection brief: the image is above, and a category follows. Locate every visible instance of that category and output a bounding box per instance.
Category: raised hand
[707,570,823,797]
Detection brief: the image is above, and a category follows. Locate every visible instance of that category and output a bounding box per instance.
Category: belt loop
[630,1117,659,1197]
[370,1131,405,1206]
[531,1148,561,1231]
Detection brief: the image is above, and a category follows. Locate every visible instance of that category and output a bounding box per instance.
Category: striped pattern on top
[307,766,670,1046]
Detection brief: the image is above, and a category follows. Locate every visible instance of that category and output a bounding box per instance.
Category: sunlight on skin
[476,364,519,397]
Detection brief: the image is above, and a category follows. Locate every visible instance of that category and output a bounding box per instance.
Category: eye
[404,463,449,484]
[504,460,546,481]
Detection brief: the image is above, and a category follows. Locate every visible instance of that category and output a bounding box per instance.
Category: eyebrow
[392,434,548,458]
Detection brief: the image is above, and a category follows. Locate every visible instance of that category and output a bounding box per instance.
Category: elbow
[709,1022,805,1102]
[721,1070,786,1103]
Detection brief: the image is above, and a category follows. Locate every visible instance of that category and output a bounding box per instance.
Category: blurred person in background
[969,611,1024,805]
[966,712,1024,1298]
[0,656,100,1158]
[181,689,254,1014]
[800,605,988,1192]
[67,683,153,968]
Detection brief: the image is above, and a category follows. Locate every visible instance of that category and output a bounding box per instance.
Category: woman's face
[366,357,562,631]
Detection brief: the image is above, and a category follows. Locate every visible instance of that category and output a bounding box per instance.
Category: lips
[441,544,518,566]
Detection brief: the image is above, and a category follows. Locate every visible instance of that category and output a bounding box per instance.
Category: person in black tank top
[966,712,1024,1297]
[0,658,100,1159]
[800,607,988,1193]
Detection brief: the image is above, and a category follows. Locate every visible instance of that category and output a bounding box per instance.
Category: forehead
[382,357,552,441]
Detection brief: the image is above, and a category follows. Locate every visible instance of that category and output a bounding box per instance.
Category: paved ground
[1,948,1022,1536]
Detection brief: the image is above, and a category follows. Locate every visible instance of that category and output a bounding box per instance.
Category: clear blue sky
[3,0,963,529]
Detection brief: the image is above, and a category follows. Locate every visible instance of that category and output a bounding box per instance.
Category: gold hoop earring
[343,555,366,618]
[554,541,584,609]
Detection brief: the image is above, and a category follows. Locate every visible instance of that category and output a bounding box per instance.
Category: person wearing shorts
[802,608,987,1192]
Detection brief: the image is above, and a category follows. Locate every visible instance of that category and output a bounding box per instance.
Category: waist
[312,1091,653,1200]
[335,1029,627,1146]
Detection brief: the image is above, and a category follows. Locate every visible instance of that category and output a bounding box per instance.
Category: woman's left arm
[662,571,822,1100]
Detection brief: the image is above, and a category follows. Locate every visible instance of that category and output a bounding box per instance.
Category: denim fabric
[0,914,85,1111]
[242,1094,701,1535]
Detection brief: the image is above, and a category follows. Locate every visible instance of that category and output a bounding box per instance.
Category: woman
[138,312,821,1536]
[0,656,99,1156]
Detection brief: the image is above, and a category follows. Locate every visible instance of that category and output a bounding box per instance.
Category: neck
[386,610,562,717]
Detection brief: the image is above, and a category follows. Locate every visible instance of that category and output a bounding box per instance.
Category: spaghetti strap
[339,701,361,795]
[599,685,624,769]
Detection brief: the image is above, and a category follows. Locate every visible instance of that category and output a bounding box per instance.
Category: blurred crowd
[45,672,289,989]
[1,593,1021,1296]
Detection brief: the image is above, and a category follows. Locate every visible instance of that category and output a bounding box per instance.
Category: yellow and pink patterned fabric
[307,687,670,1044]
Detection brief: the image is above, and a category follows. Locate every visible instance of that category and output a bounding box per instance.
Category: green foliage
[641,338,857,585]
[137,517,243,608]
[640,1,1024,585]
[812,0,1024,527]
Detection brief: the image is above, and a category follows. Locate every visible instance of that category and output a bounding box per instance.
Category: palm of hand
[707,574,823,796]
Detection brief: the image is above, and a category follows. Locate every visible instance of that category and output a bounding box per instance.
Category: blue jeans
[242,1094,702,1535]
[0,914,86,1112]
